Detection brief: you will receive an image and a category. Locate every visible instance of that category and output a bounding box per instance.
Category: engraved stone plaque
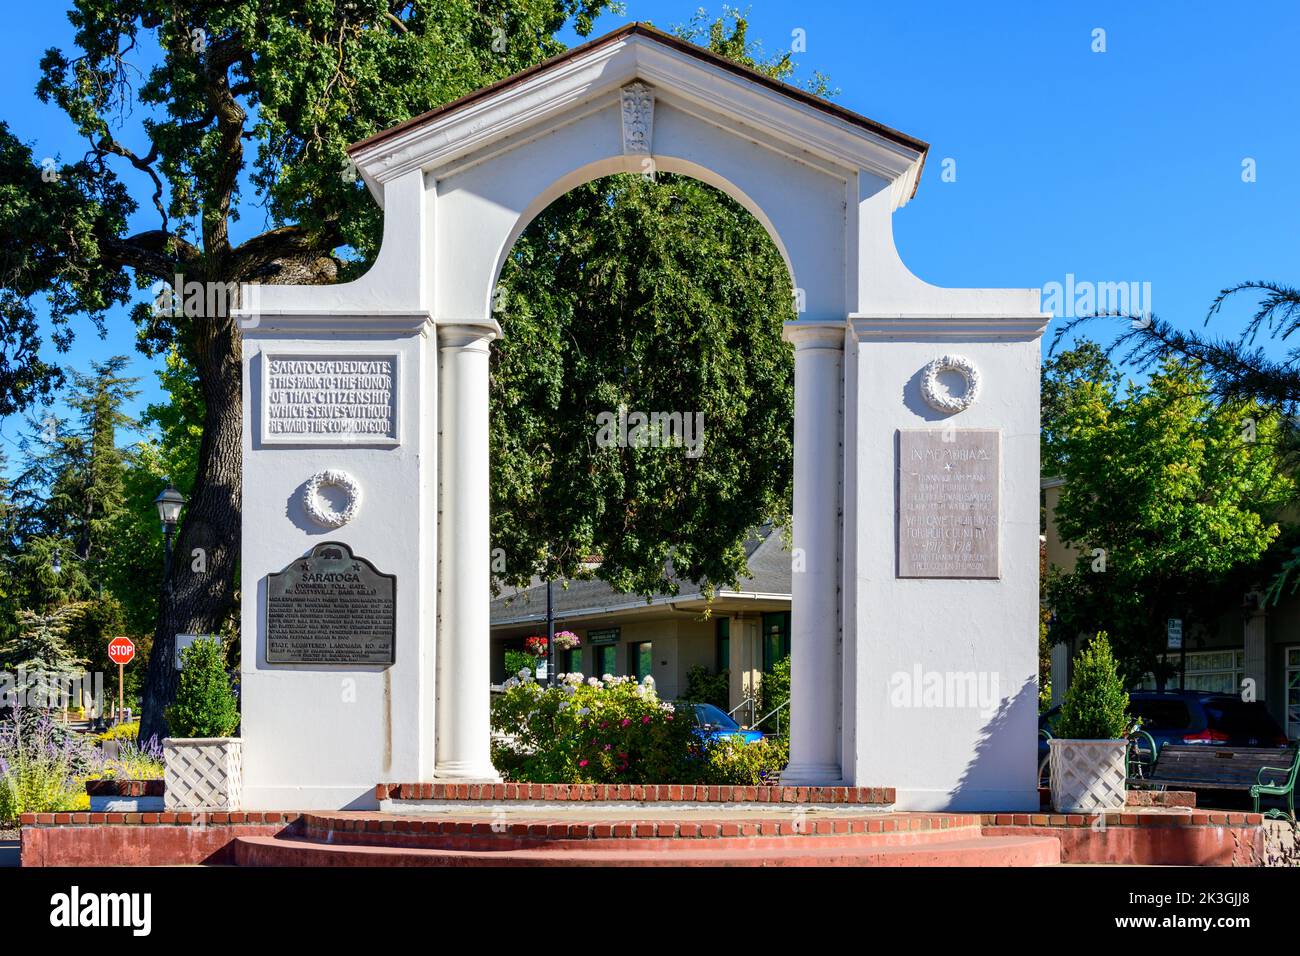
[898,429,1000,578]
[262,353,399,445]
[266,542,396,664]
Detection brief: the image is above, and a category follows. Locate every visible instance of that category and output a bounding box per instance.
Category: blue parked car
[690,703,764,744]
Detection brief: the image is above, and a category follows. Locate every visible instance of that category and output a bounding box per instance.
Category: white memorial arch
[236,23,1048,811]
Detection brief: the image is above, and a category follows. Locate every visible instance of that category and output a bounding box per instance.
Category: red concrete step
[231,833,1060,867]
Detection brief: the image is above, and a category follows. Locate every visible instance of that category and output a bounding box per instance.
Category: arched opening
[486,167,796,736]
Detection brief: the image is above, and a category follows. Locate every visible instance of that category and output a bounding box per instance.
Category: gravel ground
[0,828,18,840]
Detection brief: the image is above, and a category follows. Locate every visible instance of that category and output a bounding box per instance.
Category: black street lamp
[153,481,186,596]
[546,577,556,688]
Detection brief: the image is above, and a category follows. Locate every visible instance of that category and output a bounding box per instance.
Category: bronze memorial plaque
[266,542,396,664]
[898,428,1000,579]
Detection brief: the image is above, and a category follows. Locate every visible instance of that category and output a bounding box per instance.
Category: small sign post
[107,637,135,723]
[1167,619,1185,691]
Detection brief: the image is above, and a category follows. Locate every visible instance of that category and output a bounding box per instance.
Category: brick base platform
[19,805,1267,867]
[376,782,896,806]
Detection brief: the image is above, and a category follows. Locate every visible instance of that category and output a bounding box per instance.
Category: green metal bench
[1127,729,1159,782]
[1129,743,1298,820]
[1251,749,1300,821]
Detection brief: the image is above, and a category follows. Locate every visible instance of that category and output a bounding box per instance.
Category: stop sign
[107,636,135,666]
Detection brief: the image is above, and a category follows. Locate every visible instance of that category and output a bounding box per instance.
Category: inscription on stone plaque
[262,353,399,445]
[265,542,396,664]
[897,429,1000,579]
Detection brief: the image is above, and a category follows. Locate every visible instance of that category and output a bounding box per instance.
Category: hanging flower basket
[554,630,581,651]
[524,636,548,658]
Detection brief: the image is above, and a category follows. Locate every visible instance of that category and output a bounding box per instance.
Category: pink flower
[604,744,612,751]
[620,718,630,727]
[579,759,588,767]
[641,715,651,724]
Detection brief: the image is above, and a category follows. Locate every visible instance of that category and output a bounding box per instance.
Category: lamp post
[546,578,556,688]
[153,481,186,597]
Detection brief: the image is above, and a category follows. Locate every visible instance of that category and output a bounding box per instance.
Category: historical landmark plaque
[266,542,396,664]
[262,353,399,445]
[898,429,1000,579]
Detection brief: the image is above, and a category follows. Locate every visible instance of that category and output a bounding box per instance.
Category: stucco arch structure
[237,24,1049,811]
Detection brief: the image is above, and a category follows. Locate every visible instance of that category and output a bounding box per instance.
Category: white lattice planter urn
[1048,738,1128,813]
[163,737,243,811]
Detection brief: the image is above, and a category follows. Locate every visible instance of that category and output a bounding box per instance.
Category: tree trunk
[138,316,243,743]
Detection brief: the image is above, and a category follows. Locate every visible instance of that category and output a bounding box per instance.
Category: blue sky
[2,0,1297,457]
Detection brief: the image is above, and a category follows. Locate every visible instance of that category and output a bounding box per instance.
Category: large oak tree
[2,5,812,740]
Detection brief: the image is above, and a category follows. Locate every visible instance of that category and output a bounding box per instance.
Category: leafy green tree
[1044,350,1293,681]
[493,172,794,594]
[1040,339,1119,478]
[492,11,823,596]
[3,3,826,739]
[1,0,613,741]
[96,349,205,639]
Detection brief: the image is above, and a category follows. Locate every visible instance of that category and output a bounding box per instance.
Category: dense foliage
[1054,634,1132,740]
[757,654,791,730]
[492,672,702,784]
[1043,344,1293,681]
[0,707,163,823]
[165,636,238,738]
[1,3,824,740]
[684,664,730,710]
[0,708,97,824]
[490,670,787,785]
[493,171,795,596]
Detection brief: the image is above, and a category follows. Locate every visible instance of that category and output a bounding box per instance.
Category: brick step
[231,833,1061,867]
[300,813,983,852]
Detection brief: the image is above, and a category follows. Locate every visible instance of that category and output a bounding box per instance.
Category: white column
[781,322,844,785]
[434,321,502,781]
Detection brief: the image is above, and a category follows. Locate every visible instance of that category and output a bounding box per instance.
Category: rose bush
[491,669,789,784]
[491,670,703,783]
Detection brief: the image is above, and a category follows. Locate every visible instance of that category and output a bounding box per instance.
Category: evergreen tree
[0,604,88,706]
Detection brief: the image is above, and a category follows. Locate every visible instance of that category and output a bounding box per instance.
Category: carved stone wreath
[303,470,362,529]
[920,354,982,414]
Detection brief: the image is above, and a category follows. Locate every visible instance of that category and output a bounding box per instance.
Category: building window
[593,644,617,677]
[761,611,790,671]
[629,642,653,681]
[588,628,619,677]
[566,647,583,673]
[715,618,730,673]
[1287,648,1300,740]
[1140,649,1245,694]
